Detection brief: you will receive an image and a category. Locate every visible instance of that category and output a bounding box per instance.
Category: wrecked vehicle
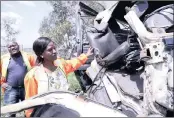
[1,1,173,117]
[1,91,127,117]
[75,1,174,117]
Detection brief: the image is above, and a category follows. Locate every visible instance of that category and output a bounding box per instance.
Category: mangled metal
[1,91,127,117]
[83,1,173,117]
[1,1,173,117]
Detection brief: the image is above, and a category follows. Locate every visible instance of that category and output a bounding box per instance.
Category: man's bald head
[7,41,20,55]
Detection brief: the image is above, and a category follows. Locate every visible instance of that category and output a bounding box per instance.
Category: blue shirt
[6,54,27,87]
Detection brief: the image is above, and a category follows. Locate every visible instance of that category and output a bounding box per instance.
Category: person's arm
[24,69,38,117]
[61,53,88,75]
[0,57,6,86]
[61,47,94,75]
[0,59,3,85]
[27,54,37,67]
[0,58,1,76]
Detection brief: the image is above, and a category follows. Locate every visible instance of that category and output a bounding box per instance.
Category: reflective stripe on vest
[21,52,31,71]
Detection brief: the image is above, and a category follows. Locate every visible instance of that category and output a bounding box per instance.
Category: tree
[39,1,78,44]
[39,1,78,58]
[1,16,19,43]
[38,1,106,58]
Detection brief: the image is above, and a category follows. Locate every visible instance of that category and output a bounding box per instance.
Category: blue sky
[1,1,52,48]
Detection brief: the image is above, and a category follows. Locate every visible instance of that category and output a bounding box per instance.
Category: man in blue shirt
[1,41,35,117]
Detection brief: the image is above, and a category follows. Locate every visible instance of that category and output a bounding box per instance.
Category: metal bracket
[140,42,165,64]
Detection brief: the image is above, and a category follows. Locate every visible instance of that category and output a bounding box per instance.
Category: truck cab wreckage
[1,1,174,117]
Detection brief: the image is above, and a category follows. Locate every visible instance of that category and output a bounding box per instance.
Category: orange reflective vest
[24,53,88,117]
[0,51,36,93]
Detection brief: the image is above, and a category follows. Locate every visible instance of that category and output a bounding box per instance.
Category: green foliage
[67,72,82,92]
[39,1,77,49]
[40,20,72,45]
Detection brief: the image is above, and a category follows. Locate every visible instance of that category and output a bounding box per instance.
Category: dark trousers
[4,85,25,117]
